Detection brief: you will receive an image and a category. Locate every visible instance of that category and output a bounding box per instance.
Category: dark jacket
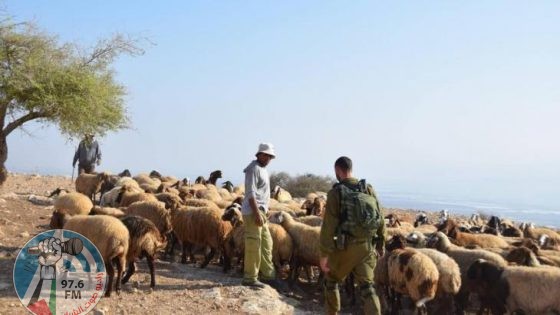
[73,140,101,166]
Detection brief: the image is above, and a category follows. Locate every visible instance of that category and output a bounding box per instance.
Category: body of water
[379,191,560,229]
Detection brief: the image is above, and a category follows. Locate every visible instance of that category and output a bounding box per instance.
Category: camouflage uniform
[320,178,385,315]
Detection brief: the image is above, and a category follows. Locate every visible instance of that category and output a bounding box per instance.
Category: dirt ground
[0,173,450,315]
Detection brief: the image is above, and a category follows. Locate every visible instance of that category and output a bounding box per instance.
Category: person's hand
[254,213,264,227]
[375,246,385,258]
[320,256,330,273]
[37,238,63,266]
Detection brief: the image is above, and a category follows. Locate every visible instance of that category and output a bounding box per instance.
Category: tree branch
[2,111,46,136]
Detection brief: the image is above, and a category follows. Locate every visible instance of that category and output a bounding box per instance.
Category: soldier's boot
[360,283,381,315]
[323,279,340,315]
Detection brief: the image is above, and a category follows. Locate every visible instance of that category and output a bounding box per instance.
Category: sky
[4,1,560,211]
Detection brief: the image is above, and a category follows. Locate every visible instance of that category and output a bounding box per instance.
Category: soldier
[319,156,386,315]
[72,134,101,174]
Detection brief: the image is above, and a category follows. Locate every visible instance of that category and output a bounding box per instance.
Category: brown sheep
[117,186,158,207]
[62,215,129,297]
[440,219,509,249]
[75,172,111,202]
[124,201,172,237]
[120,215,167,288]
[53,192,93,216]
[171,206,232,269]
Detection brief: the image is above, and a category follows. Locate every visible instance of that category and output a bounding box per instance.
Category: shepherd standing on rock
[72,133,101,174]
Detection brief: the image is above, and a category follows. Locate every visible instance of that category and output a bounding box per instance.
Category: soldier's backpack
[336,179,383,239]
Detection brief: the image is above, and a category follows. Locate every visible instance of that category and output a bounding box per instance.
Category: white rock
[27,195,54,206]
[19,232,30,238]
[201,287,222,299]
[2,193,19,200]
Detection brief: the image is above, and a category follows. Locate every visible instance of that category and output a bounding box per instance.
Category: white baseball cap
[256,143,276,158]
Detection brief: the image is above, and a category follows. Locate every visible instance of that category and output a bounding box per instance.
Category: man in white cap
[241,143,283,290]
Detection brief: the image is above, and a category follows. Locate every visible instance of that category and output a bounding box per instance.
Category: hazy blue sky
[4,1,560,210]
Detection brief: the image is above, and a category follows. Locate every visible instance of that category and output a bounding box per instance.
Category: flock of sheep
[43,169,560,314]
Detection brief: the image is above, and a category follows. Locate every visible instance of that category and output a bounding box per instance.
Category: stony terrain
[0,173,460,315]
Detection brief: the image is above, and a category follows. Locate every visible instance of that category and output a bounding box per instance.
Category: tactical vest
[336,180,382,239]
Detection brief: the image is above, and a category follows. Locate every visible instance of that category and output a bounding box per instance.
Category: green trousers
[243,212,275,282]
[324,241,381,315]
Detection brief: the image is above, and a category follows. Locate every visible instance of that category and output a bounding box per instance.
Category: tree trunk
[0,135,8,186]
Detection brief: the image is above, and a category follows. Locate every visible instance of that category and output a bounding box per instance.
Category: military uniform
[320,177,385,315]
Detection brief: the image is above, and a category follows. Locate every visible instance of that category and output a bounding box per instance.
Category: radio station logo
[13,229,107,315]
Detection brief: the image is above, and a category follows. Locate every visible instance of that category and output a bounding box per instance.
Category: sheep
[48,188,70,198]
[438,209,449,225]
[100,182,143,207]
[75,172,111,202]
[439,219,509,249]
[118,169,132,177]
[195,187,223,203]
[221,204,245,268]
[426,231,508,314]
[120,215,167,288]
[522,222,560,244]
[272,186,292,203]
[116,185,158,207]
[115,176,141,189]
[155,192,183,211]
[387,235,461,314]
[467,259,560,314]
[221,181,234,193]
[221,204,294,274]
[386,247,440,311]
[207,170,223,185]
[405,231,427,248]
[539,234,560,251]
[90,205,126,218]
[268,223,294,275]
[182,198,217,208]
[134,173,162,185]
[171,205,232,269]
[310,197,326,217]
[511,238,560,267]
[268,211,321,283]
[296,215,322,227]
[506,246,541,267]
[61,214,129,297]
[52,192,93,216]
[385,213,415,234]
[468,213,485,227]
[233,184,245,195]
[124,201,172,237]
[195,170,222,186]
[414,213,430,227]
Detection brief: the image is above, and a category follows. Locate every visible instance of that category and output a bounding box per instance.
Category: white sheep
[427,231,508,314]
[268,211,321,283]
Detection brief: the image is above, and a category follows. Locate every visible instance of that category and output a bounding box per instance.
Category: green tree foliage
[270,172,336,198]
[0,20,144,184]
